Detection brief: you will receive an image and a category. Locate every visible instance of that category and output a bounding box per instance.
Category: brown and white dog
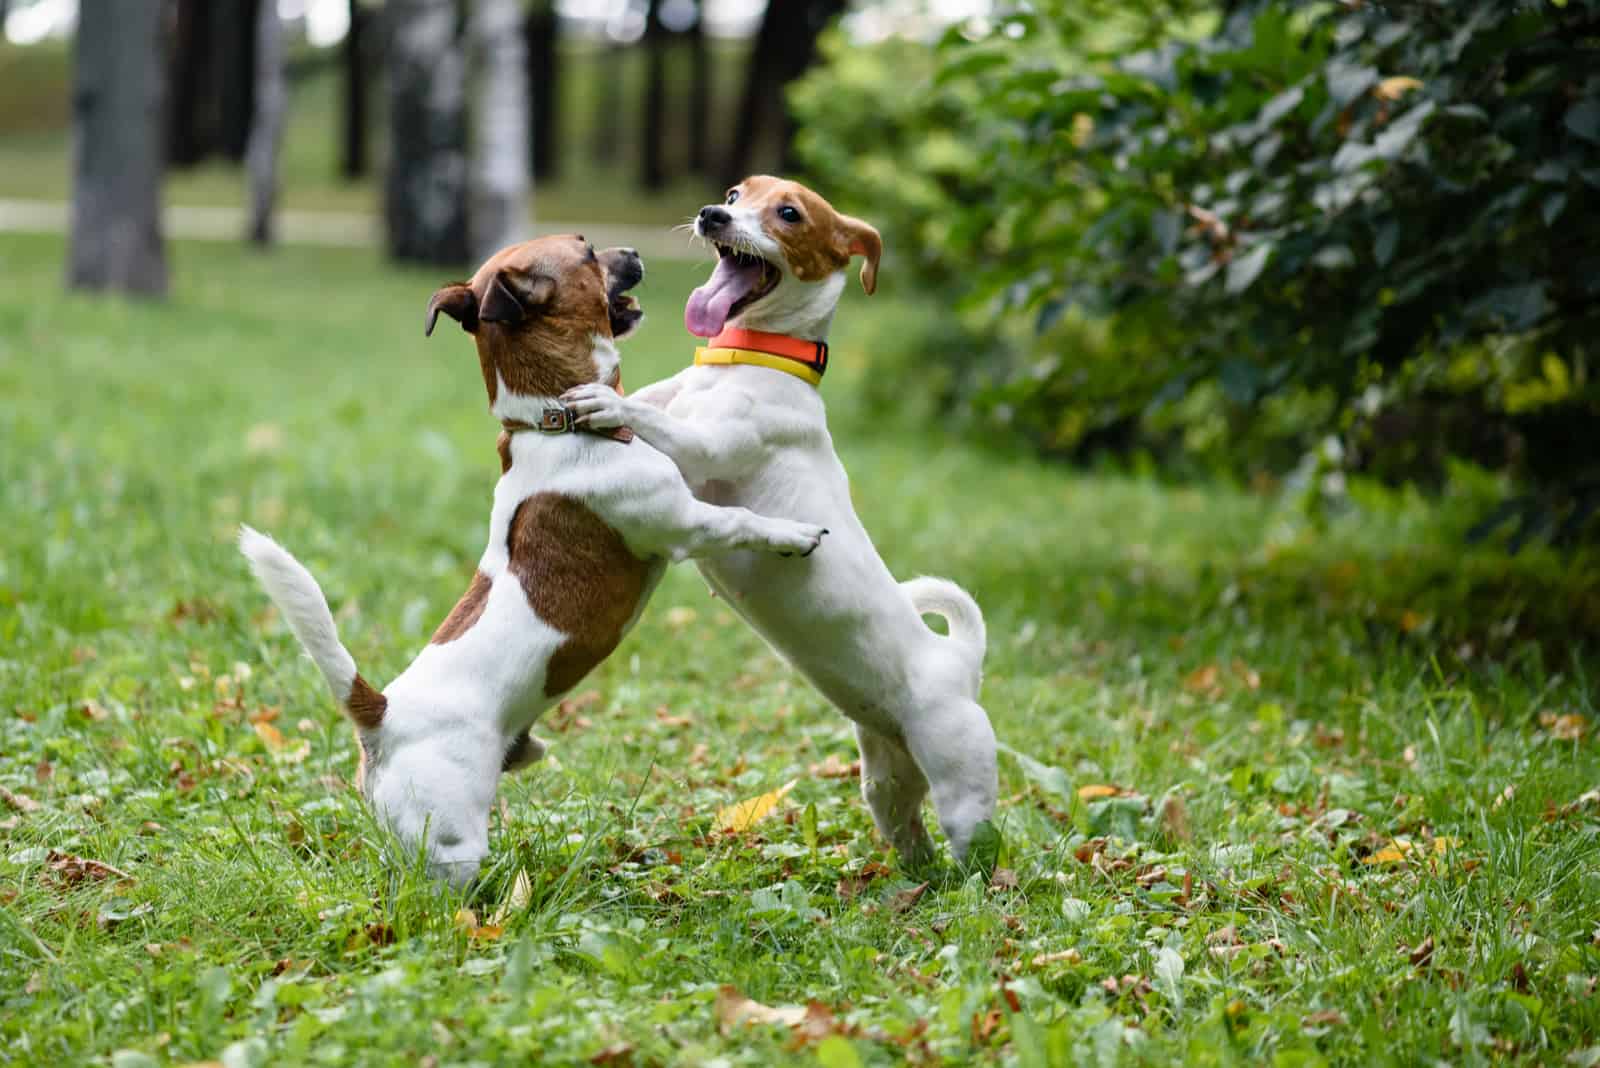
[241,236,826,885]
[561,179,999,865]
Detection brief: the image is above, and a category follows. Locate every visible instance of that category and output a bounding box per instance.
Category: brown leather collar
[501,405,634,444]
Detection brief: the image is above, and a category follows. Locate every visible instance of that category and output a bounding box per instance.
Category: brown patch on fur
[497,430,513,473]
[729,175,883,293]
[505,491,652,697]
[345,673,387,730]
[431,570,492,644]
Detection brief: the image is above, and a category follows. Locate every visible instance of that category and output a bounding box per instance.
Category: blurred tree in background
[794,0,1600,546]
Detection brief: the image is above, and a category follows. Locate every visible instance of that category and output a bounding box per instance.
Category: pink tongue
[685,256,763,338]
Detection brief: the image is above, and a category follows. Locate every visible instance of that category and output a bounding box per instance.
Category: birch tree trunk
[245,0,287,245]
[385,0,469,265]
[469,0,530,263]
[68,0,167,297]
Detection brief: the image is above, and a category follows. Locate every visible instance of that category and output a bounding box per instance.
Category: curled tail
[238,525,387,729]
[901,576,987,687]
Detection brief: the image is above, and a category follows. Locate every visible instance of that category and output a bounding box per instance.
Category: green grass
[3,231,1600,1066]
[0,38,762,226]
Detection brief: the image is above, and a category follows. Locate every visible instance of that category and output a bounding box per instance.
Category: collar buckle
[539,407,575,433]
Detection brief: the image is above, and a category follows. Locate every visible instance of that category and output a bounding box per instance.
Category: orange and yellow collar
[694,327,829,387]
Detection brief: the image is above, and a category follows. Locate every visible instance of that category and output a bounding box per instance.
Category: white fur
[243,336,827,885]
[562,231,999,864]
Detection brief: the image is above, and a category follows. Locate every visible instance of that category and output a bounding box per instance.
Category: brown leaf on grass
[970,1007,1004,1045]
[715,780,797,832]
[253,721,287,749]
[1076,784,1126,801]
[1230,659,1261,690]
[1158,795,1191,841]
[34,760,53,783]
[0,786,42,813]
[1073,838,1108,864]
[808,754,860,779]
[1405,935,1435,969]
[989,868,1019,892]
[248,706,280,725]
[654,707,694,729]
[1509,961,1530,992]
[452,909,503,942]
[588,1043,635,1066]
[1557,789,1600,818]
[889,882,930,914]
[44,850,131,888]
[489,869,533,927]
[836,861,892,901]
[1183,664,1221,696]
[715,986,808,1032]
[1539,712,1588,741]
[1304,1009,1346,1028]
[787,1001,852,1049]
[1030,948,1082,967]
[80,699,110,722]
[549,690,601,732]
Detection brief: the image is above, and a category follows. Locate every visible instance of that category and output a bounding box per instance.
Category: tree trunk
[722,0,844,183]
[217,0,260,162]
[469,0,530,262]
[69,0,167,297]
[167,0,213,167]
[341,0,370,179]
[590,40,625,164]
[525,3,559,181]
[384,0,469,265]
[640,0,667,190]
[245,0,286,245]
[687,1,710,175]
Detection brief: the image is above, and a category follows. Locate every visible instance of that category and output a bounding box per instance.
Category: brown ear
[425,283,477,336]
[480,269,556,325]
[835,214,882,295]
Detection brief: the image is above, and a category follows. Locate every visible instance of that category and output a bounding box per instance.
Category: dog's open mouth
[684,243,780,338]
[606,267,644,338]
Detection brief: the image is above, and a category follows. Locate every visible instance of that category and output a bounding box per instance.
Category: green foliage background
[793,0,1600,545]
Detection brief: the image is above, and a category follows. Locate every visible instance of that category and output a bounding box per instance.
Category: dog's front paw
[763,520,828,558]
[561,383,630,430]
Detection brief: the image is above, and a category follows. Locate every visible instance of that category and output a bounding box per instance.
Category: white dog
[562,177,998,864]
[241,236,826,885]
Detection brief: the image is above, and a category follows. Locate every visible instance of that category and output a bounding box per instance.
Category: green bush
[794,0,1600,543]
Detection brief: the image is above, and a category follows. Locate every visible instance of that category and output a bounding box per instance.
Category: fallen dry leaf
[1304,1009,1346,1027]
[0,786,42,813]
[715,780,797,833]
[1539,712,1588,741]
[889,882,930,914]
[588,1042,635,1066]
[654,708,695,729]
[1030,948,1082,967]
[715,986,808,1032]
[1158,795,1191,841]
[489,868,533,927]
[989,868,1019,892]
[1076,784,1124,801]
[1405,935,1435,969]
[1183,664,1221,695]
[253,721,287,750]
[44,850,131,888]
[808,754,860,779]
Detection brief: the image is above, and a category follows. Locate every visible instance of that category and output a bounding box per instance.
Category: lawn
[2,231,1600,1066]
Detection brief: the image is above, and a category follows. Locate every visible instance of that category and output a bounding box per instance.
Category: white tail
[901,575,987,685]
[239,525,359,704]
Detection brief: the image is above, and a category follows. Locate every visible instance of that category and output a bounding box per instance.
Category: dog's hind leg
[856,724,935,868]
[902,696,998,864]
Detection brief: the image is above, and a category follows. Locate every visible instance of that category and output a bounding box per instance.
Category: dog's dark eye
[725,190,740,205]
[777,205,802,224]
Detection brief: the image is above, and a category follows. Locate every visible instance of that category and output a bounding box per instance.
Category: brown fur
[505,491,652,697]
[345,673,387,730]
[728,176,883,294]
[497,430,513,474]
[426,235,623,407]
[430,570,493,645]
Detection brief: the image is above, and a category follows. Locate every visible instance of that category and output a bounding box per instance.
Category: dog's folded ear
[480,269,557,326]
[836,214,883,296]
[425,283,478,337]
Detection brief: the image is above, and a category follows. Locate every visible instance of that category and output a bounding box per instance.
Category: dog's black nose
[698,206,731,230]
